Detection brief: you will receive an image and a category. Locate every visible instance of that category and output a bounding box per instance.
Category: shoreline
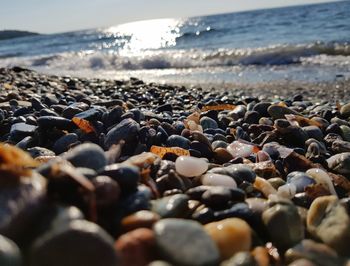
[1,67,350,102]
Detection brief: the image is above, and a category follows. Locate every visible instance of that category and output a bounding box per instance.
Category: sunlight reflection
[105,19,182,52]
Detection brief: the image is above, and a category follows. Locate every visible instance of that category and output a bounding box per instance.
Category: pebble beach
[0,66,350,266]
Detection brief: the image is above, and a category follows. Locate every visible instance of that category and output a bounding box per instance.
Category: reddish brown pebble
[115,228,156,266]
[120,210,160,232]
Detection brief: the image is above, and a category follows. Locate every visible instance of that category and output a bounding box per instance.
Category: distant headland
[0,30,40,41]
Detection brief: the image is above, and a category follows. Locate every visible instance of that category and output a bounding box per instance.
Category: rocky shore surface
[1,66,350,266]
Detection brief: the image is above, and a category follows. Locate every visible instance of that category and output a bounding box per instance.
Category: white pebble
[201,173,237,188]
[175,156,208,177]
[227,141,254,158]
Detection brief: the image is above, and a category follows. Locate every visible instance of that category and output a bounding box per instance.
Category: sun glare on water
[105,19,182,52]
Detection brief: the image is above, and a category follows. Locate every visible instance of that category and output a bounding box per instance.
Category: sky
[0,0,340,33]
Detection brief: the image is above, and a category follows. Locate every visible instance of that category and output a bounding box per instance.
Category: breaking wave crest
[1,42,350,72]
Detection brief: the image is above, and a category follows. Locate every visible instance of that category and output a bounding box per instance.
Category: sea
[0,1,349,85]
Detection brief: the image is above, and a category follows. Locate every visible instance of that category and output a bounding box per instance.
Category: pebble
[115,228,155,266]
[63,143,107,171]
[104,118,140,149]
[30,220,119,266]
[152,194,190,218]
[262,197,304,251]
[204,218,252,260]
[52,133,79,154]
[201,173,237,188]
[154,218,220,266]
[0,234,21,266]
[175,156,208,177]
[340,102,350,117]
[307,195,350,256]
[327,152,350,174]
[121,210,160,232]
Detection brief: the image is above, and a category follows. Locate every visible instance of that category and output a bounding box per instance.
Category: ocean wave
[1,42,349,71]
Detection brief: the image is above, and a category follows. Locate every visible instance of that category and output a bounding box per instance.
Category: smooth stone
[224,252,257,266]
[201,173,237,189]
[101,164,140,192]
[166,135,191,149]
[225,164,256,184]
[204,218,252,260]
[244,111,260,124]
[0,234,21,266]
[267,105,300,120]
[63,143,107,171]
[148,261,173,266]
[37,116,74,129]
[10,123,37,140]
[277,183,297,199]
[331,139,350,153]
[227,141,255,158]
[340,102,350,117]
[155,103,173,113]
[27,147,55,158]
[152,194,189,218]
[115,228,155,266]
[200,117,218,130]
[62,106,83,119]
[213,148,233,164]
[262,197,304,251]
[340,125,350,141]
[306,168,337,196]
[154,218,220,266]
[303,126,323,142]
[92,175,121,208]
[307,195,350,256]
[121,210,160,232]
[246,198,268,214]
[213,203,253,222]
[104,118,140,149]
[327,152,350,174]
[253,102,271,117]
[52,133,79,154]
[212,140,228,150]
[201,186,233,209]
[253,177,277,198]
[190,141,213,159]
[285,240,341,266]
[30,220,118,266]
[212,133,227,142]
[286,172,316,193]
[175,156,208,177]
[74,108,103,121]
[267,177,286,190]
[331,117,350,127]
